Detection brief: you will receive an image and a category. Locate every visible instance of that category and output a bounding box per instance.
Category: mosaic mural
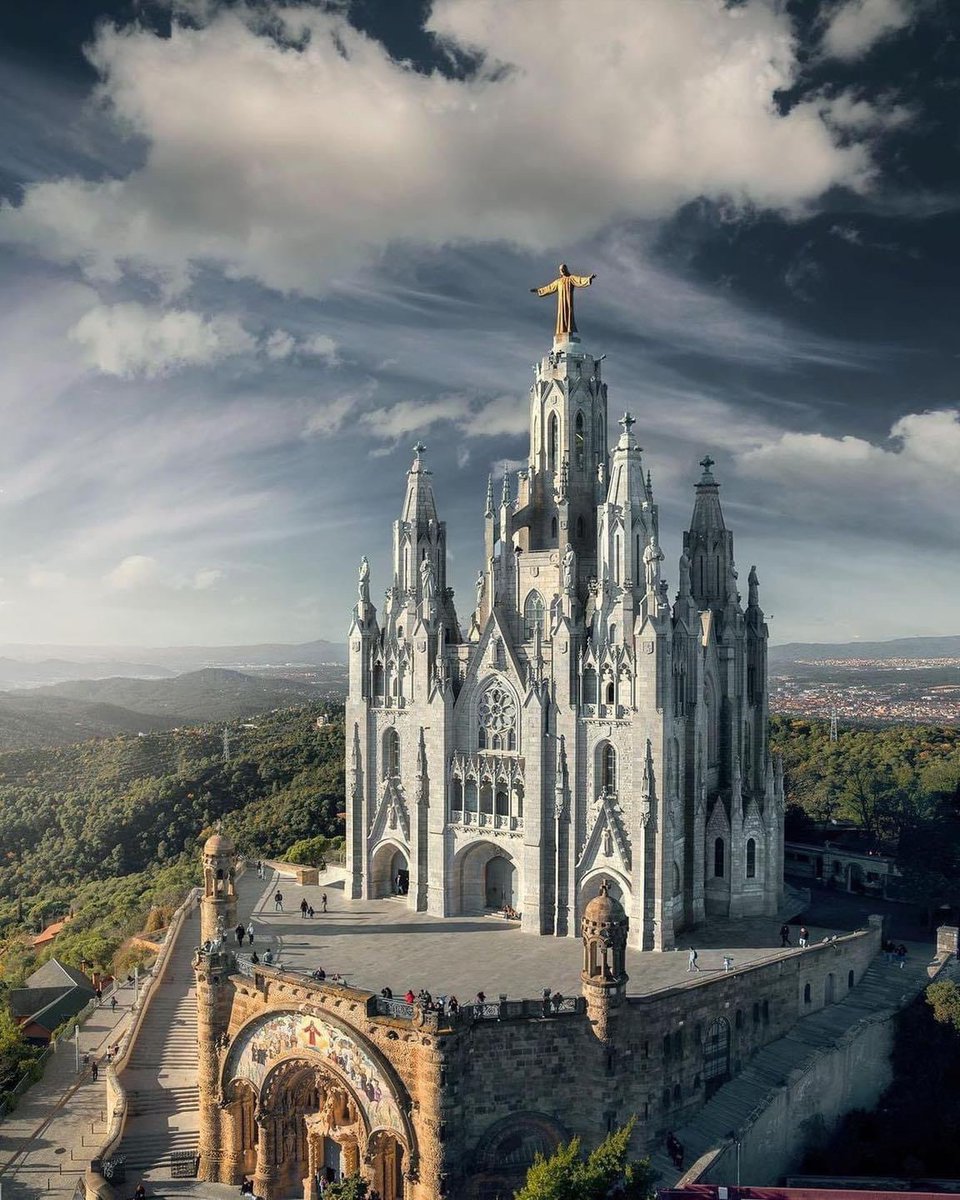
[225,1009,405,1135]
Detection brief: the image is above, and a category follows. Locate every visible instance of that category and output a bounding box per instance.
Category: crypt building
[346,274,784,949]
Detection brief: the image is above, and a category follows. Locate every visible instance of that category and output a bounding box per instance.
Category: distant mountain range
[0,639,346,688]
[0,668,327,751]
[770,635,960,663]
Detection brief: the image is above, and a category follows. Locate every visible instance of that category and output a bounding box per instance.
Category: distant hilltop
[0,638,348,686]
[770,634,960,663]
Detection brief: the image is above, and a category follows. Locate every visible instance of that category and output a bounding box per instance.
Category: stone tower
[200,828,237,945]
[580,877,629,1043]
[195,831,239,1184]
[346,283,784,949]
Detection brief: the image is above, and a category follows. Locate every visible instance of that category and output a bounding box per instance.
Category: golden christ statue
[531,263,596,337]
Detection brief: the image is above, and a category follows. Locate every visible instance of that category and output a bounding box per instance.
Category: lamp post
[74,1023,80,1074]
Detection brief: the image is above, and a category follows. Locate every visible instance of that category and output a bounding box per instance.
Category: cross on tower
[413,441,426,463]
[619,412,636,434]
[699,454,715,476]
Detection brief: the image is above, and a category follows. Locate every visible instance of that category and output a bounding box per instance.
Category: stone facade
[346,325,783,950]
[194,841,881,1200]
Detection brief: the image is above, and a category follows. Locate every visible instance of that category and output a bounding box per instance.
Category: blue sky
[0,0,957,646]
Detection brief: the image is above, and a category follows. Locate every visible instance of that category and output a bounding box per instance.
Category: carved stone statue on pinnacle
[643,535,664,593]
[562,543,576,595]
[358,556,370,604]
[531,263,596,337]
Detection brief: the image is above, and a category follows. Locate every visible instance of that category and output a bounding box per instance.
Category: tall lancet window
[478,680,518,752]
[548,413,559,473]
[575,411,585,469]
[523,591,545,641]
[383,728,401,779]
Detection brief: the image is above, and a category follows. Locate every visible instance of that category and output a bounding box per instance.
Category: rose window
[478,683,517,751]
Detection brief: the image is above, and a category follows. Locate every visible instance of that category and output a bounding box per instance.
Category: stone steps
[650,950,937,1188]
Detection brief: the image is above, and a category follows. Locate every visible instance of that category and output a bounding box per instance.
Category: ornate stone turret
[580,879,628,1042]
[201,827,237,945]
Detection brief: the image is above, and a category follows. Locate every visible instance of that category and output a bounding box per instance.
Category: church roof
[688,455,726,533]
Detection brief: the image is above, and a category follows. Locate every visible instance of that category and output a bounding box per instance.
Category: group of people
[235,922,256,945]
[299,895,329,918]
[501,903,520,920]
[884,940,909,968]
[311,968,345,984]
[779,923,811,948]
[390,987,462,1016]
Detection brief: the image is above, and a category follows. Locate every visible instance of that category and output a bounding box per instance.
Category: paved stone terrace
[253,867,835,1001]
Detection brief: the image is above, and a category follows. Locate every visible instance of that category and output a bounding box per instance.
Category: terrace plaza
[169,837,916,1200]
[251,866,820,1001]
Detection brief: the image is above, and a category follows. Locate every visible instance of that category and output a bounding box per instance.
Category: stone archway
[466,1111,568,1200]
[453,842,518,916]
[367,1130,405,1200]
[252,1057,365,1200]
[371,841,409,898]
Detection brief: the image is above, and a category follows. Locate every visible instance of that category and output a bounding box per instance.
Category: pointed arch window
[478,680,518,752]
[383,728,401,779]
[601,742,617,792]
[523,591,546,641]
[548,413,559,474]
[714,837,725,878]
[583,667,598,706]
[575,411,585,469]
[746,838,757,879]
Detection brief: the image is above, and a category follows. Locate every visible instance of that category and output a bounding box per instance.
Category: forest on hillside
[0,703,345,984]
[771,716,960,916]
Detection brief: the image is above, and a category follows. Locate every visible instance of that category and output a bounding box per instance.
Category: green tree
[328,1175,367,1200]
[515,1119,653,1200]
[927,980,960,1034]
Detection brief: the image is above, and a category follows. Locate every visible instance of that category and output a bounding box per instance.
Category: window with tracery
[523,591,545,641]
[478,681,518,751]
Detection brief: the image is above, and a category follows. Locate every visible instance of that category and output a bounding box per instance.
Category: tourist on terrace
[687,948,701,973]
[476,990,486,1006]
[448,995,460,1014]
[308,905,315,918]
[780,923,792,947]
[274,890,283,912]
[404,989,415,1004]
[300,898,309,919]
[312,968,326,981]
[799,926,809,948]
[250,951,259,964]
[135,1183,146,1200]
[380,986,393,999]
[551,991,564,1011]
[235,923,245,945]
[247,922,254,943]
[263,949,274,965]
[321,893,328,913]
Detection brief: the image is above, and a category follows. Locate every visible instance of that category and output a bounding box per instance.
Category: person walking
[235,923,245,945]
[91,1059,99,1081]
[95,986,103,1006]
[246,922,254,944]
[321,893,328,913]
[257,860,264,880]
[687,947,701,973]
[274,890,283,912]
[111,994,118,1012]
[300,898,309,919]
[722,955,733,973]
[308,905,315,919]
[799,926,809,948]
[780,923,792,947]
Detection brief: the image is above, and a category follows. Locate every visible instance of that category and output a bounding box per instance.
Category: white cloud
[822,0,913,60]
[0,1,884,295]
[26,565,68,590]
[301,334,340,364]
[264,329,296,360]
[192,567,224,590]
[69,302,255,377]
[105,554,162,591]
[736,408,960,542]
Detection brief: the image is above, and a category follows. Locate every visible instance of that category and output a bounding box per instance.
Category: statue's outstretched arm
[570,274,596,287]
[531,280,559,296]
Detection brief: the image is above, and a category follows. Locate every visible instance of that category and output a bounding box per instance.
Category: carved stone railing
[449,810,523,832]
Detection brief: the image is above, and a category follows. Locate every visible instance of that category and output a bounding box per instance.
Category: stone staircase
[118,871,265,1179]
[649,946,939,1188]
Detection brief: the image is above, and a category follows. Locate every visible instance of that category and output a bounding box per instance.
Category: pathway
[649,941,942,1188]
[119,870,264,1181]
[0,985,137,1200]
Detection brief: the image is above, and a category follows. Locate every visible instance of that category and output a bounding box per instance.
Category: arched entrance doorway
[484,855,516,909]
[371,843,409,898]
[453,842,518,916]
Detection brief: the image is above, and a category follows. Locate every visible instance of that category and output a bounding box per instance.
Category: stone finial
[699,454,716,481]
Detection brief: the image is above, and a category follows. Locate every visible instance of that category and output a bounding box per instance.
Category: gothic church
[346,274,783,949]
